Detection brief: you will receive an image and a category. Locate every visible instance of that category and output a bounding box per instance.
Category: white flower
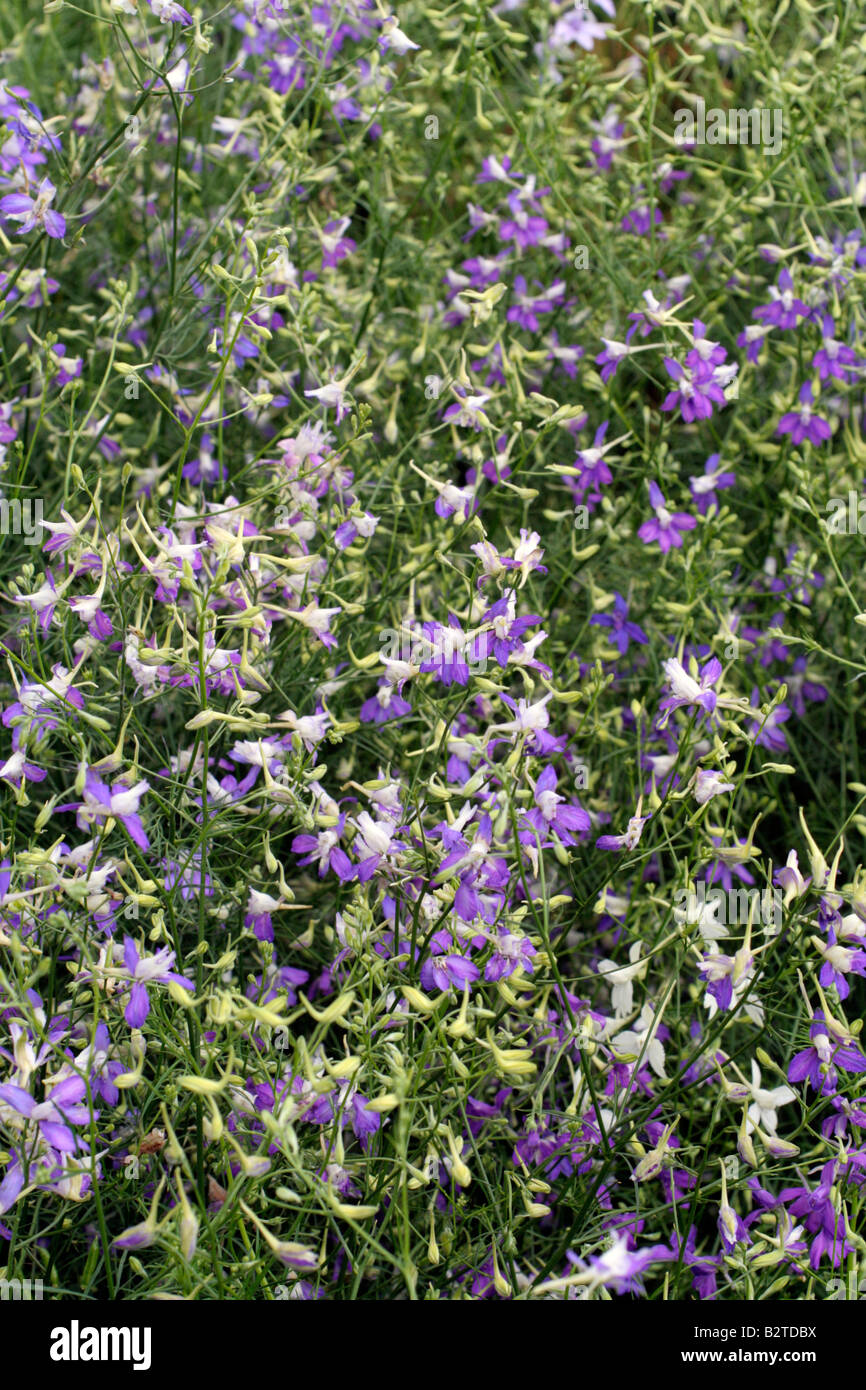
[12,580,58,614]
[276,710,330,747]
[612,1005,666,1078]
[597,942,645,1016]
[662,657,703,702]
[231,739,285,768]
[536,787,563,822]
[495,693,553,735]
[247,889,282,915]
[132,945,178,982]
[291,603,340,635]
[746,1060,796,1135]
[775,849,809,904]
[0,750,27,782]
[513,529,543,564]
[693,769,736,805]
[380,16,420,54]
[354,811,395,858]
[447,393,491,428]
[674,887,730,942]
[106,780,150,817]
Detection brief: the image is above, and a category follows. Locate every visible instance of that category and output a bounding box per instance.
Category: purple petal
[125,982,150,1027]
[0,1161,25,1213]
[0,1083,36,1117]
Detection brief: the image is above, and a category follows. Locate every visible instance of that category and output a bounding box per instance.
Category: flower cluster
[0,0,863,1308]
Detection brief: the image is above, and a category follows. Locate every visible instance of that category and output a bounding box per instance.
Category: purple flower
[779,1161,854,1270]
[594,337,630,383]
[813,931,866,1002]
[320,216,356,269]
[660,357,729,422]
[77,771,152,849]
[2,664,85,741]
[420,931,480,991]
[477,594,548,674]
[359,680,413,724]
[442,388,492,433]
[150,0,193,24]
[590,105,626,171]
[773,850,811,902]
[335,511,379,550]
[786,656,828,718]
[565,1234,673,1295]
[746,689,791,752]
[693,769,735,805]
[246,965,308,1011]
[291,820,354,881]
[78,1022,125,1108]
[11,571,61,632]
[477,154,523,183]
[776,381,832,446]
[590,591,648,654]
[51,344,83,386]
[243,889,282,943]
[484,932,537,982]
[820,1094,866,1141]
[0,1075,89,1153]
[0,749,47,788]
[685,318,734,371]
[570,421,616,502]
[596,809,651,852]
[0,177,65,239]
[521,766,590,846]
[621,203,663,237]
[0,1160,25,1216]
[688,453,736,515]
[697,953,737,1012]
[347,1092,381,1146]
[506,275,566,331]
[69,591,113,640]
[497,186,549,249]
[120,937,195,1027]
[668,1227,720,1299]
[163,854,212,900]
[704,839,755,892]
[659,655,721,724]
[435,814,509,922]
[351,811,404,882]
[638,482,696,552]
[260,47,305,97]
[546,6,611,59]
[754,268,811,330]
[812,315,860,383]
[737,322,771,363]
[418,618,476,686]
[182,433,227,488]
[788,1012,866,1096]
